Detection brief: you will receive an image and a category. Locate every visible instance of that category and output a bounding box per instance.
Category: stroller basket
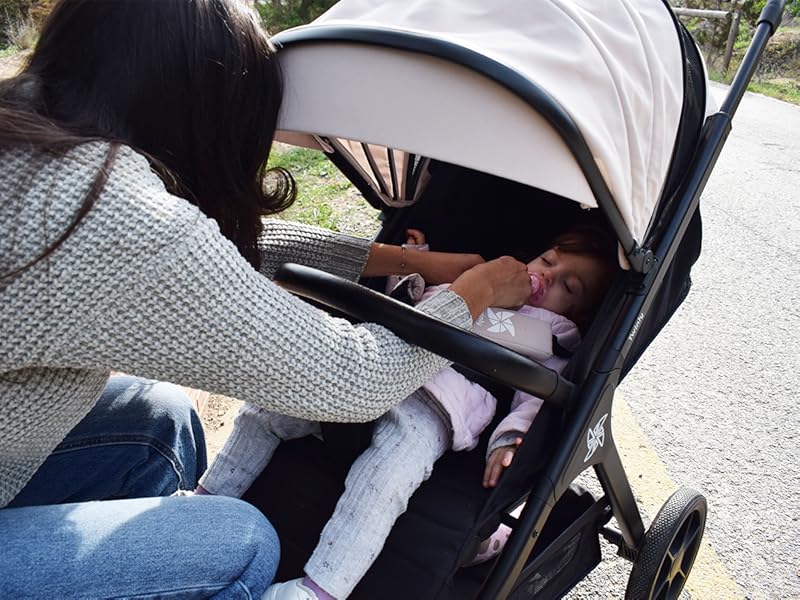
[506,487,606,600]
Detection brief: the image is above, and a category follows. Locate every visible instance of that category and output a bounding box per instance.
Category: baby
[199,224,619,600]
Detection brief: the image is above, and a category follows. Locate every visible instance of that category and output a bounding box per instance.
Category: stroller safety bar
[275,263,576,408]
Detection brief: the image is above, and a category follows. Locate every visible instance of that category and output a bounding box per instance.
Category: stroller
[242,0,787,598]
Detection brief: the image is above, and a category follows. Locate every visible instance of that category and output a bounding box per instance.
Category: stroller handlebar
[275,263,575,408]
[758,0,787,35]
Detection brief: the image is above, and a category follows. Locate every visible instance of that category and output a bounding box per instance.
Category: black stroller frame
[249,2,787,598]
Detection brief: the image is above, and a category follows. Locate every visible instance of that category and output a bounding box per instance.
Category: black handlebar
[721,0,786,117]
[758,0,787,35]
[275,263,575,408]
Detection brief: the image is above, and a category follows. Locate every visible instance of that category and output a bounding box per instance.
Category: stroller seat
[243,391,604,599]
[242,163,613,598]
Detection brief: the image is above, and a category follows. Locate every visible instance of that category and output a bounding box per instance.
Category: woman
[0,0,532,598]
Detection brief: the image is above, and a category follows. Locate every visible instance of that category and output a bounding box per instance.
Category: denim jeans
[1,375,280,598]
[9,375,207,505]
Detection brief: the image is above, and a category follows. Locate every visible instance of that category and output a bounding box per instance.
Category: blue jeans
[1,376,279,598]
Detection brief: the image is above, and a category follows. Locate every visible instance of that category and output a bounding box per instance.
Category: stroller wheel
[625,488,707,600]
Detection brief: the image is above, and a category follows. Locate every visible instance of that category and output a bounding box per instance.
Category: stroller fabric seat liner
[275,0,691,245]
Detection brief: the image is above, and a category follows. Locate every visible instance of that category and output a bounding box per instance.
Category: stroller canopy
[273,0,693,248]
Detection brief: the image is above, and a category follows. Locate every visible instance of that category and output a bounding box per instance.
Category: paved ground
[178,389,241,463]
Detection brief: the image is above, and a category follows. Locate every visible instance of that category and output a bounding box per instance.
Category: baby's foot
[263,578,321,600]
[464,523,512,566]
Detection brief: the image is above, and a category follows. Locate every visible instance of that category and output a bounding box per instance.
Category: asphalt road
[565,84,800,598]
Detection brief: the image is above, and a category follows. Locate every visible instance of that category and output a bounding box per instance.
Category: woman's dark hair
[0,0,294,272]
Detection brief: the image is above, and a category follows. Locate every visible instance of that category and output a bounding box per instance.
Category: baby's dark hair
[549,223,618,262]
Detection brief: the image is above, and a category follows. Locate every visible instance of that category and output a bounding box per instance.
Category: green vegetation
[675,2,800,105]
[268,145,347,230]
[740,78,800,103]
[0,0,51,48]
[740,0,800,22]
[2,12,36,50]
[255,0,337,35]
[267,145,378,234]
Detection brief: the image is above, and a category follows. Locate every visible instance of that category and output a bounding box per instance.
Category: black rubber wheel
[625,487,707,600]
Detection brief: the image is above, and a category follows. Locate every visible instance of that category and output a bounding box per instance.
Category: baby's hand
[483,437,523,488]
[405,228,426,246]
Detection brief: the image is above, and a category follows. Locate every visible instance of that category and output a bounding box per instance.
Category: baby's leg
[305,390,449,599]
[199,404,320,498]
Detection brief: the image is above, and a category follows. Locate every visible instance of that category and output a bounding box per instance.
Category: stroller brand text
[628,312,645,342]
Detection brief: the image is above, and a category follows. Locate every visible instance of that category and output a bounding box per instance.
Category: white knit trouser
[199,405,320,497]
[305,390,450,599]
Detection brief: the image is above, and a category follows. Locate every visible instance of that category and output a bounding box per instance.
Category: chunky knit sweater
[0,142,471,508]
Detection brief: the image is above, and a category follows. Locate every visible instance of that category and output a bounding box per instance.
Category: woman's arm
[39,211,465,424]
[258,219,484,286]
[362,242,484,285]
[257,219,371,282]
[31,182,527,424]
[260,218,530,319]
[5,145,530,426]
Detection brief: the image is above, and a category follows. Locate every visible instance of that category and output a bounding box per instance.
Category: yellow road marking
[613,391,744,599]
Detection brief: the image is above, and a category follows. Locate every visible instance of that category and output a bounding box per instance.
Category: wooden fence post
[722,4,742,74]
[671,4,741,74]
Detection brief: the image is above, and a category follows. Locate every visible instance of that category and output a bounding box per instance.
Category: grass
[2,12,38,51]
[701,22,800,105]
[267,144,379,235]
[746,79,800,103]
[268,145,351,231]
[707,67,800,106]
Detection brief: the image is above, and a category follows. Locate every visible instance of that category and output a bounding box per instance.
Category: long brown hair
[1,0,295,275]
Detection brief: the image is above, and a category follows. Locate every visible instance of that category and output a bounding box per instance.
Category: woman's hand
[364,231,529,315]
[449,256,531,319]
[483,437,523,488]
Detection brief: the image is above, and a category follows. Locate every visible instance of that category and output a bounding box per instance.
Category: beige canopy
[273,0,709,245]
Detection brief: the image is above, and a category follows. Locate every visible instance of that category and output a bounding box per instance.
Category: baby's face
[525,248,608,320]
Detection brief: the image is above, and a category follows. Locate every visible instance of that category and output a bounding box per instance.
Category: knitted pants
[201,390,450,599]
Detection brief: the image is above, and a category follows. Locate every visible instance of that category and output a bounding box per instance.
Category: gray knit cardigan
[0,142,471,507]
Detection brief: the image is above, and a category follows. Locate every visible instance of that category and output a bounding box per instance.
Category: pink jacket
[419,286,580,456]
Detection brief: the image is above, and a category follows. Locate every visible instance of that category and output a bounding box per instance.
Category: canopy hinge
[627,245,655,274]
